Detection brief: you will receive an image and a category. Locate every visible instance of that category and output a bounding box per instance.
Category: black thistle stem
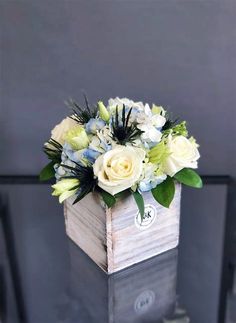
[43,138,63,163]
[66,95,97,124]
[60,162,97,205]
[111,105,143,145]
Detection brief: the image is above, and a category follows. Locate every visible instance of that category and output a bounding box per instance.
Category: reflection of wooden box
[65,242,178,323]
[64,184,181,274]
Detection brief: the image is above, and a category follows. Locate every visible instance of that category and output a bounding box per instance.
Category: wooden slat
[64,184,181,274]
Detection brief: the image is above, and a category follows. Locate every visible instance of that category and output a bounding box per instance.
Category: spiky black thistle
[162,112,178,131]
[111,105,143,145]
[66,94,97,124]
[60,162,97,204]
[43,138,63,164]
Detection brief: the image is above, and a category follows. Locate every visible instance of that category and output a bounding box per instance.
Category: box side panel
[109,184,181,273]
[106,208,114,274]
[64,193,108,272]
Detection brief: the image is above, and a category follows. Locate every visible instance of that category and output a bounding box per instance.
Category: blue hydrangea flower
[83,148,101,163]
[139,181,154,192]
[85,118,106,134]
[139,178,165,192]
[100,141,112,152]
[138,162,167,193]
[62,143,82,164]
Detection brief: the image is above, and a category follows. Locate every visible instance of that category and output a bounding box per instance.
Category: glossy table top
[0,177,232,323]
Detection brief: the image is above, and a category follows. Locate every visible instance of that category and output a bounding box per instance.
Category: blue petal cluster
[85,118,106,134]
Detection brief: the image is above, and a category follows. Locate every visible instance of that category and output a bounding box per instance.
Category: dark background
[0,1,235,323]
[0,0,235,176]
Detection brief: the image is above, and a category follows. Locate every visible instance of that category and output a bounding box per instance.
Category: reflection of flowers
[163,303,190,323]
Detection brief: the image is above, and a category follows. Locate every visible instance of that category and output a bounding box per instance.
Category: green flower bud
[52,178,79,203]
[64,125,89,150]
[98,101,110,122]
[152,104,166,116]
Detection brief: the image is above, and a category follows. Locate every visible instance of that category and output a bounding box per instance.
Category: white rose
[162,135,200,177]
[50,117,78,145]
[93,146,146,195]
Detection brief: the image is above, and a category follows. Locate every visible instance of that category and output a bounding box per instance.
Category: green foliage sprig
[174,168,202,188]
[150,168,203,208]
[164,121,188,137]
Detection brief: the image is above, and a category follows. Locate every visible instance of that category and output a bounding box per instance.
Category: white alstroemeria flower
[137,104,166,128]
[136,104,166,144]
[138,125,163,143]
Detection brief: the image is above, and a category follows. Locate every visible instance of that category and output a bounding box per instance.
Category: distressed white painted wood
[64,184,181,274]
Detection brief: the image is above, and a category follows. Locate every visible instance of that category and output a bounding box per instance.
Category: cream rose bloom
[50,117,78,145]
[162,135,200,177]
[93,146,146,195]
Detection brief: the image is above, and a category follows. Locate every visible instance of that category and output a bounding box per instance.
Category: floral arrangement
[40,97,202,218]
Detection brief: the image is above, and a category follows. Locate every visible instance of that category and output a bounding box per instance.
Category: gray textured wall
[0,0,235,176]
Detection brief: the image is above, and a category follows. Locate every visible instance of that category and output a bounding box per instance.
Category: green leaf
[151,176,175,208]
[174,168,203,188]
[100,190,116,208]
[132,191,145,220]
[114,189,130,200]
[39,161,55,181]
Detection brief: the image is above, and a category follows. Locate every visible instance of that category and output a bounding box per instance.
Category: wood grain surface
[64,184,181,274]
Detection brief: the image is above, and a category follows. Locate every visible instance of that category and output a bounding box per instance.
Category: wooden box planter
[64,183,181,274]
